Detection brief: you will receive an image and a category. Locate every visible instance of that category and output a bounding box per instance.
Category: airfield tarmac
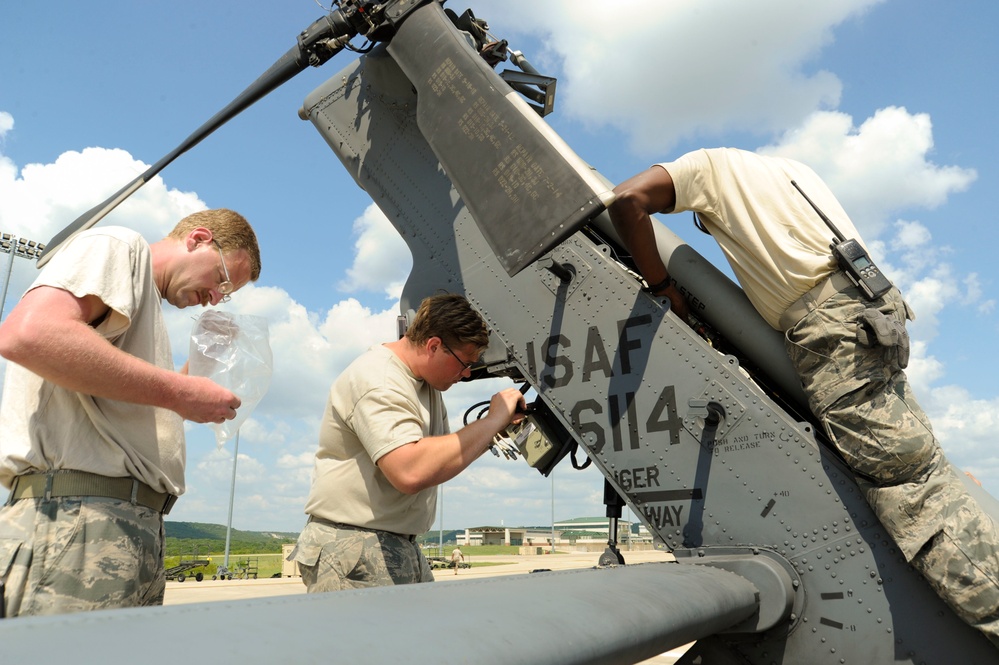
[164,549,690,664]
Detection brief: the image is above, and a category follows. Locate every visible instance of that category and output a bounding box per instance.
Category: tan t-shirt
[0,227,185,494]
[304,344,448,536]
[660,148,867,329]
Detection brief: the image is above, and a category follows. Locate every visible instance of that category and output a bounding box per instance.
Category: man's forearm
[0,313,187,411]
[609,206,670,287]
[378,412,509,494]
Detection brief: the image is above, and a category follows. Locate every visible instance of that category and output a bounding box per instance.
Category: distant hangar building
[460,517,653,548]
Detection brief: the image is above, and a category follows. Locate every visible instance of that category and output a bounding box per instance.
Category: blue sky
[2,0,999,534]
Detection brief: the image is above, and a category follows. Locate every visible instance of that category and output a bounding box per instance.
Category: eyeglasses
[440,338,478,375]
[212,240,234,304]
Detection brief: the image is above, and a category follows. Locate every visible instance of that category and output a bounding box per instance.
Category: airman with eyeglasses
[291,293,526,592]
[0,208,262,617]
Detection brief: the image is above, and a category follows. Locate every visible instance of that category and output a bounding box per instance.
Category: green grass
[165,524,568,561]
[164,542,563,581]
[164,553,287,579]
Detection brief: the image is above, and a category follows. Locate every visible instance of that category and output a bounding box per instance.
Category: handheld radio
[791,180,892,301]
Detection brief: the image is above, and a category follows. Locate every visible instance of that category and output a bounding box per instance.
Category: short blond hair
[168,208,261,281]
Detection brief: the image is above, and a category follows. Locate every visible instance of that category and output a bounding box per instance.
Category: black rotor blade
[38,42,310,267]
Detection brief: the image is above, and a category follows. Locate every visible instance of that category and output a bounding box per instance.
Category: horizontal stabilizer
[0,563,758,665]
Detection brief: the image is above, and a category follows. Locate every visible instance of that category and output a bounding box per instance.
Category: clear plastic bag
[188,310,273,447]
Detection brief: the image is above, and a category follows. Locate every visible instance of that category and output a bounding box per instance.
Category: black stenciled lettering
[647,384,683,446]
[643,504,685,528]
[644,504,662,525]
[618,468,634,491]
[617,314,652,375]
[646,465,660,487]
[617,466,661,492]
[582,326,613,383]
[571,399,605,454]
[608,392,640,452]
[626,392,640,450]
[669,504,683,525]
[609,393,624,452]
[541,334,573,389]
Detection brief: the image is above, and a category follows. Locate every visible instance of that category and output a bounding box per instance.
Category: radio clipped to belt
[790,180,909,367]
[792,180,893,301]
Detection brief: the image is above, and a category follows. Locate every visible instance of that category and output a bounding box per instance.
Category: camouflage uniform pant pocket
[293,521,369,592]
[0,497,164,617]
[0,537,26,618]
[293,521,433,592]
[823,377,937,486]
[0,500,39,617]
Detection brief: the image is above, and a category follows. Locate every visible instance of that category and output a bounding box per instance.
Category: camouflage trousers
[289,518,434,592]
[786,285,999,646]
[0,496,165,617]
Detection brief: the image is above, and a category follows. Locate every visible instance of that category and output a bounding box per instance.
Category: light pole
[223,430,240,570]
[550,470,556,553]
[437,483,444,557]
[0,233,46,321]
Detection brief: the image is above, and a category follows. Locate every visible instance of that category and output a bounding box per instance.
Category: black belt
[6,471,177,515]
[309,515,416,542]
